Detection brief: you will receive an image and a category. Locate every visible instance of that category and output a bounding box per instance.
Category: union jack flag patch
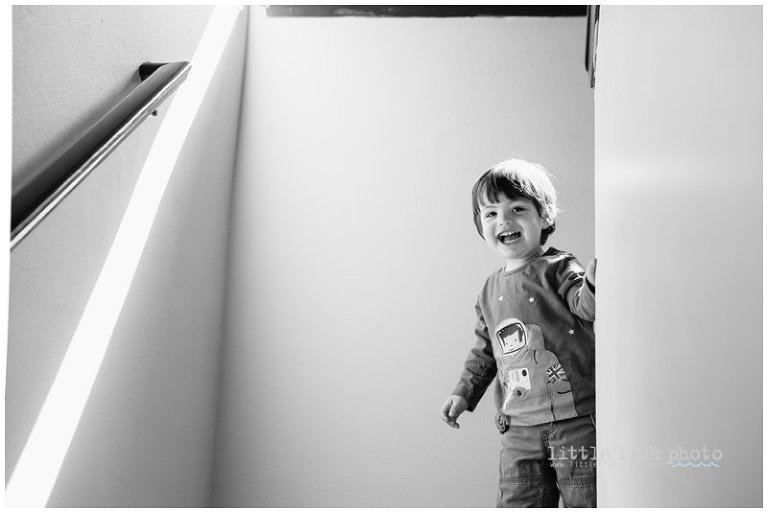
[546,364,566,383]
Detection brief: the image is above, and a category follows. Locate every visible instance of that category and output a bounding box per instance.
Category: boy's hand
[585,257,597,288]
[441,395,469,429]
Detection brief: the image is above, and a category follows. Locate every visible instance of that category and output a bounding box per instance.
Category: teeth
[497,230,521,242]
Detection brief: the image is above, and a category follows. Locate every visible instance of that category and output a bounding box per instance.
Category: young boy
[441,158,596,508]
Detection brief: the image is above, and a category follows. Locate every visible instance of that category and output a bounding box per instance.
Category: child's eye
[511,207,526,213]
[484,211,496,218]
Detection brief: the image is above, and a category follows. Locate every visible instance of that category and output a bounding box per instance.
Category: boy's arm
[555,255,596,322]
[451,302,497,411]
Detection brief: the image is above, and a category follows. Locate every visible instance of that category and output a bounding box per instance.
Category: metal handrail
[10,61,191,250]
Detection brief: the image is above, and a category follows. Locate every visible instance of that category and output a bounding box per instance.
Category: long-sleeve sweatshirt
[452,247,595,426]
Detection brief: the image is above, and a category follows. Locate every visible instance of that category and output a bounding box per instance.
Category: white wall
[595,6,762,507]
[213,10,594,507]
[13,6,207,188]
[8,6,247,506]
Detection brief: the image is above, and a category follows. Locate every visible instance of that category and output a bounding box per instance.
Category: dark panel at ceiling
[266,5,587,18]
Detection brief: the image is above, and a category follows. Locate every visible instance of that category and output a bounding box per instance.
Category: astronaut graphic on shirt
[495,318,578,422]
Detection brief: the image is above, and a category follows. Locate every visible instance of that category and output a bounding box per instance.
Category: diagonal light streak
[5,6,242,507]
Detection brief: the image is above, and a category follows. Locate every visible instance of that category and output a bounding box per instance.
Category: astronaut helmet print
[495,318,527,356]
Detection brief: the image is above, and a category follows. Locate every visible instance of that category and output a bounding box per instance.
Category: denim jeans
[497,414,596,508]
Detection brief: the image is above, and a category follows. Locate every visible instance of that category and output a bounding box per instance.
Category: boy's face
[479,193,550,268]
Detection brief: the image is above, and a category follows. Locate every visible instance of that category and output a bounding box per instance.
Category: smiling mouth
[497,230,522,244]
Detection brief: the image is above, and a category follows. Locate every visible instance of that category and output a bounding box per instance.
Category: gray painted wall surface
[13,6,211,188]
[8,6,246,506]
[213,11,594,507]
[595,6,762,507]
